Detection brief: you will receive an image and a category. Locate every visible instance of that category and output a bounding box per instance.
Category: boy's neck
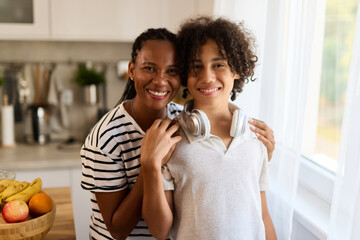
[193,100,234,148]
[193,101,232,122]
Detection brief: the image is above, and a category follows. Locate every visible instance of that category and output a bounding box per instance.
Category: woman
[81,28,275,240]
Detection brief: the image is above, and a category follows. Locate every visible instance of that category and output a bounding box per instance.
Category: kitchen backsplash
[0,40,132,142]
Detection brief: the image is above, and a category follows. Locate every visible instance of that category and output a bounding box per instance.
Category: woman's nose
[153,71,167,84]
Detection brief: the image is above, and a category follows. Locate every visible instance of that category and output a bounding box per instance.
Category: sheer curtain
[327,2,360,239]
[214,0,326,238]
[259,0,326,239]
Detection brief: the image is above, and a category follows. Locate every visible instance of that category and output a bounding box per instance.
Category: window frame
[294,155,336,238]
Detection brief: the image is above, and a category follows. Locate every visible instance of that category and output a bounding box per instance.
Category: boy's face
[187,39,239,109]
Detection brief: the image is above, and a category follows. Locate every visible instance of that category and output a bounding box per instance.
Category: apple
[2,200,29,223]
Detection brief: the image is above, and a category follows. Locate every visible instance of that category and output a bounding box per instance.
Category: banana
[0,179,18,193]
[0,181,30,204]
[4,177,42,204]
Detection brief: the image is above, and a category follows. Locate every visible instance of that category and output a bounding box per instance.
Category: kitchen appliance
[24,105,51,144]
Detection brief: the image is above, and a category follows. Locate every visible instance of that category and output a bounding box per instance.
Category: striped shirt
[81,101,183,240]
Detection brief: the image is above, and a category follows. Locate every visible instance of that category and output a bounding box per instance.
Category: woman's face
[129,40,180,111]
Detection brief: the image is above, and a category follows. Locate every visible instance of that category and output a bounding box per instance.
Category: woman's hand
[140,118,182,169]
[249,118,275,161]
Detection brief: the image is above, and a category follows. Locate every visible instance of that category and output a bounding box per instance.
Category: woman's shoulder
[83,103,136,146]
[167,102,184,118]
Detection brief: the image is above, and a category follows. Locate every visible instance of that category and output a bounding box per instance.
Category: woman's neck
[129,98,167,131]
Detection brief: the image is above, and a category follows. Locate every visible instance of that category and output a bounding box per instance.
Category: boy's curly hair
[177,16,258,101]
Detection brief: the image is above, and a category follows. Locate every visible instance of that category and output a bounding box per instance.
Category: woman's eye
[193,64,202,69]
[144,66,155,71]
[167,68,178,74]
[215,63,224,68]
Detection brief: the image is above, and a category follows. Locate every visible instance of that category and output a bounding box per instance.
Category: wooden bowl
[0,203,56,240]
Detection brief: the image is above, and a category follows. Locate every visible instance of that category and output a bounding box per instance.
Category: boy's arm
[142,164,173,239]
[261,191,277,240]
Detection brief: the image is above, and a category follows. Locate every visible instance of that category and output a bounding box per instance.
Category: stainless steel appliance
[24,105,50,144]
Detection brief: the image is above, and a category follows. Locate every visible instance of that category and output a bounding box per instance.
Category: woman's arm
[261,191,277,240]
[141,118,181,239]
[249,118,275,160]
[142,164,174,239]
[95,170,144,240]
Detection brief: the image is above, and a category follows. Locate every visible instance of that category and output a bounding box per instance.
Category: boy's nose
[200,68,216,83]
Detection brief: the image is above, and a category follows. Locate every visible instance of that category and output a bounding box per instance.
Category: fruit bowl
[0,203,56,240]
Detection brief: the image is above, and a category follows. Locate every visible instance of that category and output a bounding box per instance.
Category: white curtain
[327,2,360,239]
[259,0,326,239]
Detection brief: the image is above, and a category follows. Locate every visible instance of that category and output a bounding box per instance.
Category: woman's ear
[128,61,135,80]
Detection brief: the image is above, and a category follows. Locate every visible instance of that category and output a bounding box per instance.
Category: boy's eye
[193,64,202,69]
[214,63,225,68]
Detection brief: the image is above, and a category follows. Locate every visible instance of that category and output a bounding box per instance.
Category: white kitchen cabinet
[51,0,162,41]
[15,168,71,188]
[0,0,50,40]
[50,0,199,41]
[0,0,214,41]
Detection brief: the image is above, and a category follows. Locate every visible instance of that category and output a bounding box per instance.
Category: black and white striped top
[81,101,183,240]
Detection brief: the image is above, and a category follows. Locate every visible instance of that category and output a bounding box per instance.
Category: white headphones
[182,100,247,138]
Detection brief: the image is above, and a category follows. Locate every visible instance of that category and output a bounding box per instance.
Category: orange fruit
[28,191,53,217]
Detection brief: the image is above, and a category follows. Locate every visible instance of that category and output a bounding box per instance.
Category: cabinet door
[51,0,165,41]
[14,169,71,188]
[0,0,49,40]
[70,168,91,240]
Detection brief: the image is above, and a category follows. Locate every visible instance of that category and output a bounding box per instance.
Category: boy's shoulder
[167,102,183,118]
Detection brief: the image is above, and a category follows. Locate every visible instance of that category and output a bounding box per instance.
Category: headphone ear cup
[194,110,210,137]
[186,114,201,136]
[230,109,239,137]
[230,109,247,137]
[186,109,210,137]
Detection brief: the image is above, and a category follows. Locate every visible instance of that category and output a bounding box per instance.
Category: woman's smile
[147,89,170,99]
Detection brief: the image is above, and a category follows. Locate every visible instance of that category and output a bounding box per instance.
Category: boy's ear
[128,61,135,80]
[233,73,241,79]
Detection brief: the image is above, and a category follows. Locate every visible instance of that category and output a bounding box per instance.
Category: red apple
[2,200,29,223]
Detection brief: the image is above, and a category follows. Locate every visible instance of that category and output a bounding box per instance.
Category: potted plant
[74,63,106,105]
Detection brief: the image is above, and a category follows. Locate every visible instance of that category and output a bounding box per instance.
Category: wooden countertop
[44,187,76,240]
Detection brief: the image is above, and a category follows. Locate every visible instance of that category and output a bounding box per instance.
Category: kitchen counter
[0,141,82,171]
[44,187,76,240]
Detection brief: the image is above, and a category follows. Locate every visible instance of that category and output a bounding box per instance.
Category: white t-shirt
[81,101,182,240]
[163,108,270,240]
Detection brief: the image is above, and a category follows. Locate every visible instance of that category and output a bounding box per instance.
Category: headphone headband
[182,100,247,138]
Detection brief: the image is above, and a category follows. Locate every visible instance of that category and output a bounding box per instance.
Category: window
[301,0,358,173]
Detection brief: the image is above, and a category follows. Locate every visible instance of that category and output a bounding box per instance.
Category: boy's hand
[248,118,275,161]
[141,118,182,169]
